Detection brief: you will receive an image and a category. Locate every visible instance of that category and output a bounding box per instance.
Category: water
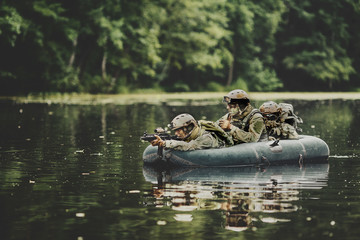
[1,98,360,240]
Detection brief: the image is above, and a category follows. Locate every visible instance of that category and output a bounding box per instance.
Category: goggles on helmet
[263,113,278,121]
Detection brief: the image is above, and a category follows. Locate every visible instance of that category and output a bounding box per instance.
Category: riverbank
[1,92,360,105]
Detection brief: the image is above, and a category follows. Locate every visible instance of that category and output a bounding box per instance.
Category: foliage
[0,0,360,94]
[225,0,285,91]
[276,0,358,90]
[155,0,232,90]
[206,81,226,92]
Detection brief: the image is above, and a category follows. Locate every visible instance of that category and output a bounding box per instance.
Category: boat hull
[142,135,329,167]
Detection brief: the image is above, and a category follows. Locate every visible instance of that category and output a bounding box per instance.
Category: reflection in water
[143,164,329,231]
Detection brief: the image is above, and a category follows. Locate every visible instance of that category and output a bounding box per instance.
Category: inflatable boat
[142,135,329,167]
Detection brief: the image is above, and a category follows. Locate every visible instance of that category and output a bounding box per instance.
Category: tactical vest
[231,109,268,141]
[231,109,259,130]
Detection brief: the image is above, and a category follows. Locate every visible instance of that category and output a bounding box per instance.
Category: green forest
[1,0,359,95]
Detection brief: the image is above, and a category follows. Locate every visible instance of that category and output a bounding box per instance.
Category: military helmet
[278,103,294,116]
[223,89,249,104]
[259,101,280,114]
[170,113,197,131]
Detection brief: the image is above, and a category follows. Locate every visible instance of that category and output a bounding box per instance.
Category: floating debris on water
[90,153,103,156]
[76,213,85,218]
[129,190,141,194]
[157,220,167,225]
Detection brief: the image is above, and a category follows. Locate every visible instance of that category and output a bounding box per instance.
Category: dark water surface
[1,98,360,240]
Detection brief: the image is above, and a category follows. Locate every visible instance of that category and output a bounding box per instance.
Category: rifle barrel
[140,133,179,142]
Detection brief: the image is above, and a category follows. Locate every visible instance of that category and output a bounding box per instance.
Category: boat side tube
[142,135,329,167]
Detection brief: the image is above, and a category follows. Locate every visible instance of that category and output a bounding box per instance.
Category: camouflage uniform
[265,120,299,139]
[262,102,301,140]
[217,105,265,144]
[281,122,299,139]
[163,126,220,151]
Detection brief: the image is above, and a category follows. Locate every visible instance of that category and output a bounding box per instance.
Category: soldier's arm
[163,133,216,151]
[229,114,264,143]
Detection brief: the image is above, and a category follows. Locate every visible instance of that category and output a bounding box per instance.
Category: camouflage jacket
[267,122,299,139]
[217,105,265,144]
[163,128,220,151]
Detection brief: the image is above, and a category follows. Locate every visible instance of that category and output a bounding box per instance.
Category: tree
[276,0,356,90]
[1,0,360,94]
[0,1,29,93]
[155,0,232,91]
[225,0,285,91]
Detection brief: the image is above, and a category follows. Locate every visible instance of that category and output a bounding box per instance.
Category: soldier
[217,89,266,144]
[259,101,300,140]
[151,113,222,151]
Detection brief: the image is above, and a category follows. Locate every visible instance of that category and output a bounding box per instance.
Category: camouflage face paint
[227,104,241,116]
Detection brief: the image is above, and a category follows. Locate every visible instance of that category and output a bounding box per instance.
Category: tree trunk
[226,45,236,86]
[226,59,234,86]
[68,37,78,67]
[101,51,107,82]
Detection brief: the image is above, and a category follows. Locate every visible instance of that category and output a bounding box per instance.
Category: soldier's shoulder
[251,111,264,120]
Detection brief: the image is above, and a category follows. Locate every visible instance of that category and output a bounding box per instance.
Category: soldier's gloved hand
[269,127,281,136]
[268,136,276,141]
[151,135,165,147]
[219,119,232,130]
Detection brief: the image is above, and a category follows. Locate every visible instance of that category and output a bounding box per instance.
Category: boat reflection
[143,164,329,231]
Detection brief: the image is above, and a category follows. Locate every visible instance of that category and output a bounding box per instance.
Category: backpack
[278,103,303,132]
[198,120,234,146]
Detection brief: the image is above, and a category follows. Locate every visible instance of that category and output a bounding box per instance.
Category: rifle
[140,127,179,142]
[140,128,180,159]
